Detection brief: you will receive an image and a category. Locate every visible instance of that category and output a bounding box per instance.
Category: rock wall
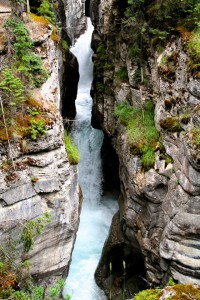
[0,7,82,286]
[90,0,200,298]
[62,0,87,45]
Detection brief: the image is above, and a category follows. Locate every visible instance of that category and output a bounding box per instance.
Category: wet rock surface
[90,0,200,296]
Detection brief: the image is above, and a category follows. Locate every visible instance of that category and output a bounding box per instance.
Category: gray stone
[188,79,200,99]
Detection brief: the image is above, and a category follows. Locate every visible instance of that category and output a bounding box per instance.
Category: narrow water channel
[63,19,118,299]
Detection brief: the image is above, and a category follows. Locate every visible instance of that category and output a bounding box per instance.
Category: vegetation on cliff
[134,283,200,300]
[0,13,49,153]
[124,0,200,76]
[114,100,159,169]
[64,130,80,165]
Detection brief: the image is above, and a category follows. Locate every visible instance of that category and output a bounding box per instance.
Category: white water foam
[63,18,118,300]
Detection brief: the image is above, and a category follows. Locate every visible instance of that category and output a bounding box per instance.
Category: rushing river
[63,19,118,300]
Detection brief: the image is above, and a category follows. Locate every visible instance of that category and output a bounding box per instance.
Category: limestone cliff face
[90,0,200,298]
[61,0,87,44]
[0,7,83,285]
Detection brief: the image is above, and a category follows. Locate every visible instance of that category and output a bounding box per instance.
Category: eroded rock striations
[0,3,85,287]
[90,0,200,298]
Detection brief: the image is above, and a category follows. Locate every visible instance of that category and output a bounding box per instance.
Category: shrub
[37,0,55,24]
[4,18,48,88]
[28,119,47,140]
[64,131,80,165]
[20,212,51,252]
[0,68,25,105]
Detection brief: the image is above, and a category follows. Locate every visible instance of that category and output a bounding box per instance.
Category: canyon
[0,0,200,299]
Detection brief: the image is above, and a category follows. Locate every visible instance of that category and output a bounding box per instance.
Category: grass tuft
[115,66,128,80]
[114,100,159,170]
[64,131,80,165]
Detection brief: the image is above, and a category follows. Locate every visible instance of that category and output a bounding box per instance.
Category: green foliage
[0,68,25,105]
[9,290,30,300]
[0,215,70,300]
[61,40,69,61]
[114,100,159,170]
[95,42,109,70]
[115,66,128,80]
[149,28,169,46]
[17,53,48,87]
[20,212,51,252]
[4,18,48,88]
[134,67,142,83]
[114,101,135,125]
[27,108,39,116]
[134,283,200,300]
[134,289,162,300]
[28,120,47,140]
[0,261,4,272]
[62,40,68,51]
[190,127,200,145]
[37,0,56,24]
[96,82,105,92]
[187,24,200,63]
[167,277,175,286]
[47,279,65,300]
[64,130,80,165]
[124,0,200,53]
[30,176,39,183]
[140,147,155,170]
[32,286,44,300]
[160,54,167,67]
[5,19,33,56]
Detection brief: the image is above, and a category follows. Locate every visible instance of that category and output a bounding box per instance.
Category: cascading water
[63,19,118,299]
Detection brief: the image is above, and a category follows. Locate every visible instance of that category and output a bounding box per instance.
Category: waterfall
[63,19,118,300]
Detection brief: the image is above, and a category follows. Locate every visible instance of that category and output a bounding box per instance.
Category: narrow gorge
[0,0,200,300]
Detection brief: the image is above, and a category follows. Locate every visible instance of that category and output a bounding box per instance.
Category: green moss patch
[134,288,162,300]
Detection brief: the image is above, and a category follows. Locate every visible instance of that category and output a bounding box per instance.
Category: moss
[29,13,50,28]
[51,32,60,43]
[172,284,200,300]
[160,116,182,132]
[134,289,162,300]
[134,284,200,300]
